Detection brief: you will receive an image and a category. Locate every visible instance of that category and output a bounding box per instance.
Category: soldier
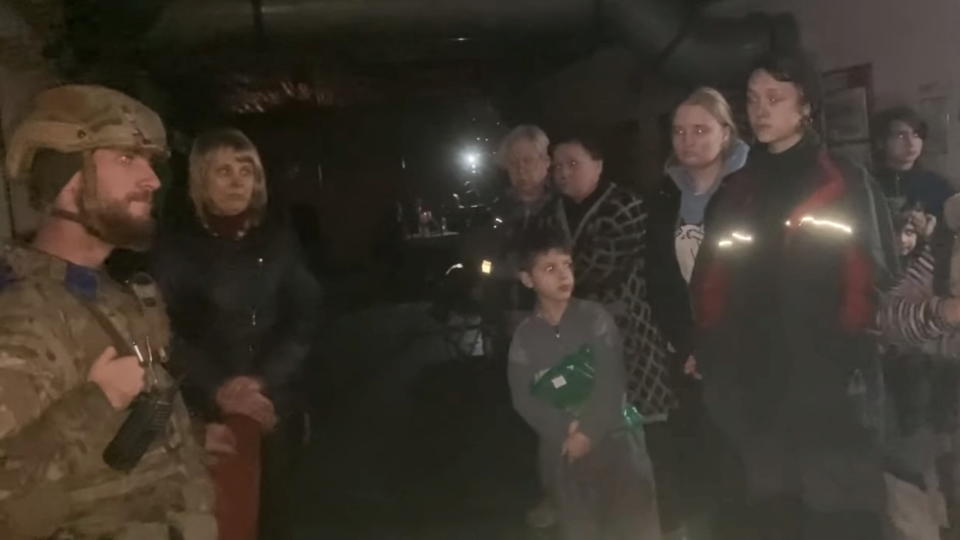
[0,85,217,539]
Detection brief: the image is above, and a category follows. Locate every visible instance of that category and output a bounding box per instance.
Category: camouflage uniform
[0,85,216,539]
[0,243,216,539]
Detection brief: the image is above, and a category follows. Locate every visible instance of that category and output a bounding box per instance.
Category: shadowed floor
[289,303,552,539]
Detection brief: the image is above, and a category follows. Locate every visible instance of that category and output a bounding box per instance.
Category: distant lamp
[481,260,493,275]
[461,149,482,174]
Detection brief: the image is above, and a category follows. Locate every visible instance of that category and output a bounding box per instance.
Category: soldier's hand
[87,346,145,410]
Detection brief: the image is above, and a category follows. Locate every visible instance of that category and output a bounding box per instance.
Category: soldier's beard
[79,192,156,252]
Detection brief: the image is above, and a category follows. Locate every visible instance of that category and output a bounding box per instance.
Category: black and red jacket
[689,134,895,510]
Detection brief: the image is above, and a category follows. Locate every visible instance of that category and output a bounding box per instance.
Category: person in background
[551,133,673,421]
[493,124,555,229]
[473,124,560,528]
[871,107,958,540]
[152,128,321,540]
[482,124,557,337]
[873,106,954,261]
[645,87,748,538]
[877,192,960,539]
[691,51,895,539]
[507,225,661,540]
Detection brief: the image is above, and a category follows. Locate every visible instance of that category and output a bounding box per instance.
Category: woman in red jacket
[691,51,895,540]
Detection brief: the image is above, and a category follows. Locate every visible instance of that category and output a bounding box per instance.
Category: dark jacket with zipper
[690,135,893,513]
[646,140,749,365]
[874,164,954,218]
[151,214,322,421]
[645,182,690,365]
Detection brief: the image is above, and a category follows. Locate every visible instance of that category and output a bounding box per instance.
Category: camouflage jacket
[0,243,215,540]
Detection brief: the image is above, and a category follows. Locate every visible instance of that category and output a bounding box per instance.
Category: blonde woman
[644,87,748,537]
[152,128,320,540]
[648,87,748,374]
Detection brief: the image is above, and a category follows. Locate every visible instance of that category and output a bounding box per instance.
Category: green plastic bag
[530,345,644,431]
[530,345,596,410]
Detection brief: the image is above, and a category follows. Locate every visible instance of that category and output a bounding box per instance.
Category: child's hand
[684,355,702,380]
[562,431,591,463]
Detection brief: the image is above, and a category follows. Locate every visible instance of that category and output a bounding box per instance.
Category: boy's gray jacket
[508,298,626,447]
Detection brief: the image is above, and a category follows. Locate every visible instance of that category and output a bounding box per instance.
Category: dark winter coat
[646,140,749,363]
[151,216,322,420]
[553,182,673,417]
[690,135,893,513]
[875,164,954,219]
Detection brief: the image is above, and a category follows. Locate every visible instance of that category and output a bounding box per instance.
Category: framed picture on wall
[821,64,874,146]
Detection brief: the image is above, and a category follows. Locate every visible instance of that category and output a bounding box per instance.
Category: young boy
[507,227,661,540]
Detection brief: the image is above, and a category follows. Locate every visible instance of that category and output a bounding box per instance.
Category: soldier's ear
[53,172,84,212]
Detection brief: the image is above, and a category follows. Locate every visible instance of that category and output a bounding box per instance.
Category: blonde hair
[496,124,550,168]
[674,87,738,151]
[188,128,268,225]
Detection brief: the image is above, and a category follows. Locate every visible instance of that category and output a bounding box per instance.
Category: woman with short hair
[551,133,673,421]
[152,128,321,540]
[872,106,953,262]
[691,52,894,539]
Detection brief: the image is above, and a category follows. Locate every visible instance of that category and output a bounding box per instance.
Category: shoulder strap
[70,292,137,358]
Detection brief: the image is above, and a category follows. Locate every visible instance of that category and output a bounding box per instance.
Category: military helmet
[5,84,167,195]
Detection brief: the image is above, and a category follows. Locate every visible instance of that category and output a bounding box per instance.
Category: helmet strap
[78,150,109,239]
[50,207,86,224]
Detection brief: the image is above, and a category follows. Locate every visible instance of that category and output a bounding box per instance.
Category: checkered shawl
[555,183,674,416]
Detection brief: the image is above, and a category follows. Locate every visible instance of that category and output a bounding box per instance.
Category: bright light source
[461,149,482,172]
[481,260,493,275]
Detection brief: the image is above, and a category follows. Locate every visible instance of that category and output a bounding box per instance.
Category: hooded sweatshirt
[645,139,748,361]
[664,138,749,283]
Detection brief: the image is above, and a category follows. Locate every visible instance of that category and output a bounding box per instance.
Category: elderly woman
[152,128,320,540]
[488,124,557,318]
[467,125,557,352]
[492,124,554,227]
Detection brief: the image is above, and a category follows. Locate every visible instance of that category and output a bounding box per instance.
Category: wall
[0,1,57,239]
[0,65,52,238]
[731,0,960,180]
[525,46,682,190]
